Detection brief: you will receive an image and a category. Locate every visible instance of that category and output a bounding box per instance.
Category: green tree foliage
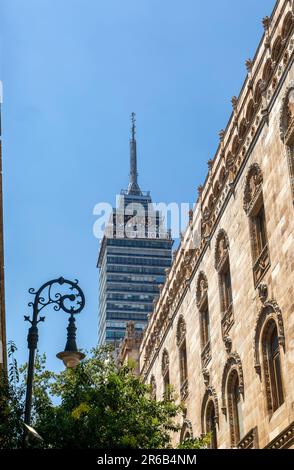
[0,341,25,448]
[177,435,211,449]
[0,344,209,449]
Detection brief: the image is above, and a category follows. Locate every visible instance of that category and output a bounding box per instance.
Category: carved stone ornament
[150,375,157,400]
[189,209,193,225]
[225,151,237,185]
[224,335,233,353]
[183,250,194,283]
[225,152,234,171]
[202,212,211,238]
[258,283,268,304]
[245,58,253,73]
[202,368,210,387]
[196,272,208,309]
[231,96,238,112]
[197,185,203,198]
[161,349,169,376]
[219,129,225,141]
[259,79,268,94]
[243,163,263,215]
[215,229,230,271]
[262,16,271,31]
[126,320,136,337]
[176,315,186,347]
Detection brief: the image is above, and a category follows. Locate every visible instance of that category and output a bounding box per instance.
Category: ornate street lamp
[23,277,85,434]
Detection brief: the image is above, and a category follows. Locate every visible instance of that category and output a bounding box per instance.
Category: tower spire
[131,111,136,141]
[128,112,141,195]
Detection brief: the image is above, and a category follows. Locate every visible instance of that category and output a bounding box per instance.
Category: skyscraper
[97,114,173,347]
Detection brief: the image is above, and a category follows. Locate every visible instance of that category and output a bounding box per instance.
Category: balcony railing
[221,303,234,337]
[180,378,189,401]
[201,341,211,369]
[237,427,259,449]
[253,244,270,287]
[265,421,294,449]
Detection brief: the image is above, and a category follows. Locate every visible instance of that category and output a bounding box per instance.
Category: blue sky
[1,0,275,372]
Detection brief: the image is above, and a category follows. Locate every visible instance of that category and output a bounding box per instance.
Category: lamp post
[23,277,85,437]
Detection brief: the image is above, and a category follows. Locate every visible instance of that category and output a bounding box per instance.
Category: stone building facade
[138,0,294,449]
[118,321,144,375]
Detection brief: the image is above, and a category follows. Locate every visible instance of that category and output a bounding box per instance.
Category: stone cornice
[140,1,294,376]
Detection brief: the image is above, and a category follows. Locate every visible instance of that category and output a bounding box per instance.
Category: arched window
[196,272,211,368]
[244,164,270,287]
[228,370,244,447]
[232,135,240,157]
[267,323,284,412]
[177,315,188,400]
[254,80,262,106]
[213,181,220,201]
[221,353,244,448]
[201,386,219,448]
[239,118,247,142]
[215,230,234,339]
[219,166,226,187]
[206,400,218,449]
[272,36,283,64]
[180,420,193,443]
[254,297,286,415]
[281,12,293,40]
[246,99,255,125]
[262,58,273,85]
[150,375,157,401]
[201,309,210,353]
[280,81,294,202]
[208,194,214,212]
[161,349,170,400]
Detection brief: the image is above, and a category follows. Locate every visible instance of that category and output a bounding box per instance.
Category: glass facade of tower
[98,190,173,347]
